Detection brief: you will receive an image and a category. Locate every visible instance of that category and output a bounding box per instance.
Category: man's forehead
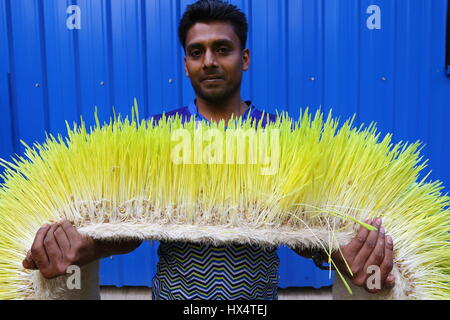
[185,22,239,47]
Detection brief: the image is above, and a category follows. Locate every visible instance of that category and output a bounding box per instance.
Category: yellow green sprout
[0,101,448,300]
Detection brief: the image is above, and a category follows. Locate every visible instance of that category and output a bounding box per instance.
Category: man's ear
[242,48,250,71]
[184,56,190,77]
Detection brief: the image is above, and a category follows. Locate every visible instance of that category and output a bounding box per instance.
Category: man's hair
[178,0,248,52]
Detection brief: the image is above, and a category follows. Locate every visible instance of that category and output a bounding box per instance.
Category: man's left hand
[331,217,395,293]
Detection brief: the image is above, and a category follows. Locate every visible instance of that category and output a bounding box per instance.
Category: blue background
[1,0,449,288]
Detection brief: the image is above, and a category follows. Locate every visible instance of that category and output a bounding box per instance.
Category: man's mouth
[202,79,224,83]
[202,76,224,83]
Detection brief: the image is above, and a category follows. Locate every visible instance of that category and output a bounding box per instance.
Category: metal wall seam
[146,0,163,115]
[180,0,196,108]
[110,0,146,117]
[0,0,14,160]
[428,0,450,186]
[140,0,150,118]
[43,1,79,136]
[286,0,303,119]
[447,0,450,74]
[8,0,47,153]
[76,0,110,127]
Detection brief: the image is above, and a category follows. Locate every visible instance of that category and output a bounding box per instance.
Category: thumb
[22,251,38,270]
[384,274,396,289]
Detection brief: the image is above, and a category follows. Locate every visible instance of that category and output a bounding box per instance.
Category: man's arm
[289,247,315,259]
[291,217,395,294]
[22,219,142,279]
[93,237,143,259]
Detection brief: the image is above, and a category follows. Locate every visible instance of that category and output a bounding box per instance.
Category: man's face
[184,21,250,104]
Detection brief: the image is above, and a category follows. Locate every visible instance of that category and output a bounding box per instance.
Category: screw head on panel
[168,78,173,84]
[34,83,40,88]
[100,81,105,86]
[309,77,315,81]
[381,77,387,81]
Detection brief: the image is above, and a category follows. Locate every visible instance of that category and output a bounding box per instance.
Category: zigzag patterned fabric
[152,241,280,300]
[150,101,280,300]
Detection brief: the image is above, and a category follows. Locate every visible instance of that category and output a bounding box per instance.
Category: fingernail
[387,235,393,245]
[375,218,382,226]
[387,275,395,282]
[380,227,385,234]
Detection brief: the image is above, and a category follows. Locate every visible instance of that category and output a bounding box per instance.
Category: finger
[344,219,372,262]
[362,227,385,293]
[54,224,71,253]
[365,227,385,270]
[352,218,381,275]
[30,224,51,269]
[43,223,64,264]
[351,225,385,289]
[380,234,394,286]
[59,219,80,242]
[385,274,396,289]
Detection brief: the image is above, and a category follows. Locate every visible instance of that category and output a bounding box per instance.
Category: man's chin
[193,82,240,104]
[197,91,230,104]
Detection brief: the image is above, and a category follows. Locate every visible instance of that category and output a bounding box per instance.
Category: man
[23,0,395,299]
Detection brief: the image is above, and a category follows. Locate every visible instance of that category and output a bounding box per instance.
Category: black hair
[178,0,248,52]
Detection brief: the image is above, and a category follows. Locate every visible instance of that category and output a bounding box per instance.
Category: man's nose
[203,49,218,68]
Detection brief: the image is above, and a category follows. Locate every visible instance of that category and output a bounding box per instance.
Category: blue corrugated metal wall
[1,0,449,289]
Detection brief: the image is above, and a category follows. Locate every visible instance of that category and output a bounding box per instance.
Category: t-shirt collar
[188,99,254,123]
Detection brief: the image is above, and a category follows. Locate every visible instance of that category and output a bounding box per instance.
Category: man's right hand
[22,219,100,279]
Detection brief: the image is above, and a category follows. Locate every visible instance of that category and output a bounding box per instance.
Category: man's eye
[217,47,229,54]
[190,50,201,57]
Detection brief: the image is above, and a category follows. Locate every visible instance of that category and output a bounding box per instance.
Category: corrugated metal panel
[0,0,449,289]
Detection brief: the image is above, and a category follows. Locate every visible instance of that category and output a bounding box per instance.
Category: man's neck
[195,94,248,125]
